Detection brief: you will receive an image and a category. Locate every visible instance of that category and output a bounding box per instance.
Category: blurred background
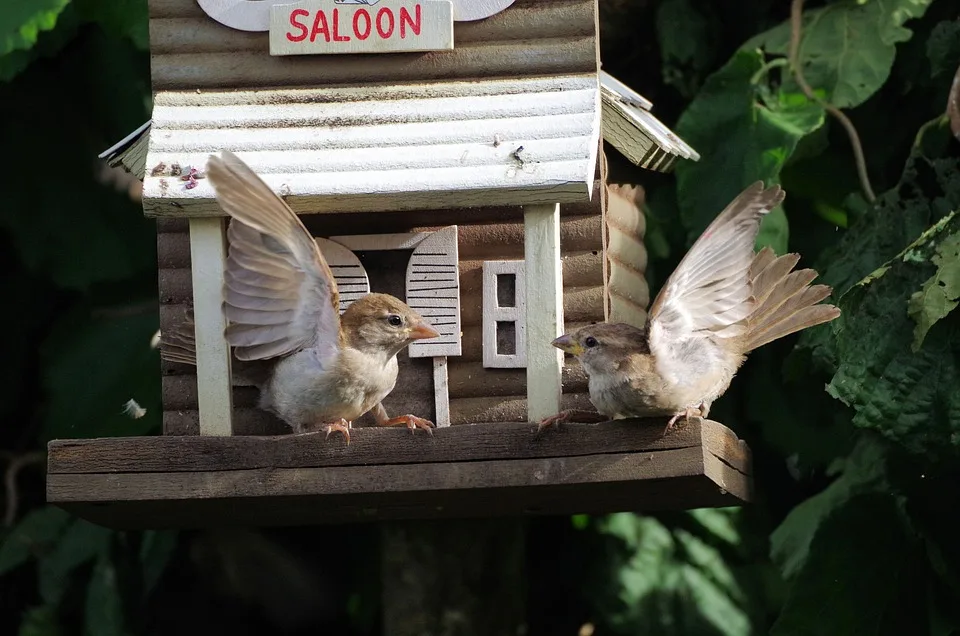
[2,0,959,634]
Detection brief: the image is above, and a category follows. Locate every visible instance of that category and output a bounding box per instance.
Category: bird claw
[536,410,571,435]
[663,407,701,436]
[381,414,435,436]
[322,419,352,445]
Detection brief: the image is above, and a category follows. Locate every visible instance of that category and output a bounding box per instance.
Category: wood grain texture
[188,218,234,435]
[523,203,564,421]
[46,419,751,529]
[603,182,648,329]
[148,0,596,88]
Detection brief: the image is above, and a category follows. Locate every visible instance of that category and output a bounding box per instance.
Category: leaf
[138,530,178,597]
[926,19,960,79]
[770,435,889,581]
[748,0,934,108]
[0,506,71,576]
[84,553,125,636]
[771,493,921,636]
[907,227,960,350]
[673,48,824,251]
[0,0,71,58]
[827,211,960,457]
[73,0,148,50]
[591,509,773,636]
[40,306,160,441]
[18,605,63,636]
[38,519,113,605]
[795,120,960,370]
[655,0,718,98]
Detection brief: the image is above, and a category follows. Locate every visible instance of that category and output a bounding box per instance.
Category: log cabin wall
[158,184,604,436]
[148,0,597,91]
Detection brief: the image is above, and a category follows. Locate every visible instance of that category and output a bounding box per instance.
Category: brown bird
[160,151,440,444]
[540,181,840,432]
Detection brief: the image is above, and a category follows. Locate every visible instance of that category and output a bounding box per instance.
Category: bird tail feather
[742,247,841,352]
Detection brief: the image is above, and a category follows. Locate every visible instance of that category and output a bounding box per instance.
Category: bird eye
[584,336,599,348]
[387,314,403,327]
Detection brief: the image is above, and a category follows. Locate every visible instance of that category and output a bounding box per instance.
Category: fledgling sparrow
[160,151,440,444]
[540,181,840,433]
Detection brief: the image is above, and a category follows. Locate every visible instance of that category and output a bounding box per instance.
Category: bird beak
[408,321,440,340]
[551,334,584,356]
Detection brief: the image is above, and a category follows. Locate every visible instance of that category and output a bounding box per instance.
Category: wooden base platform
[45,419,752,530]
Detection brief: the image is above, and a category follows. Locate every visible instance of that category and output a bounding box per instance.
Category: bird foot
[380,414,435,436]
[663,407,701,436]
[536,410,572,434]
[322,419,352,445]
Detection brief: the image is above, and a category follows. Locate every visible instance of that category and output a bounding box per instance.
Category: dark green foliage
[2,0,960,635]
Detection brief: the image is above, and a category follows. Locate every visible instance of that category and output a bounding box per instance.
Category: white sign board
[270,0,454,55]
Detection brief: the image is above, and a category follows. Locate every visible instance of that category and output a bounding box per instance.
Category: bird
[160,150,441,445]
[539,181,841,433]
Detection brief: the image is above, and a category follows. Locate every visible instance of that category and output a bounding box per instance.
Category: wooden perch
[46,419,752,530]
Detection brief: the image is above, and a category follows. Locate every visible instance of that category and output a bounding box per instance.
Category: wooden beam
[433,357,451,428]
[188,218,233,436]
[523,203,563,421]
[45,419,752,529]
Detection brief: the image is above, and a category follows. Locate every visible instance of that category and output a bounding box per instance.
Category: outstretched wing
[645,182,784,381]
[206,151,342,362]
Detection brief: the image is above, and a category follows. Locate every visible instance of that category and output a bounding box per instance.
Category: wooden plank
[46,443,748,530]
[269,0,454,56]
[433,357,451,428]
[523,203,563,421]
[48,418,744,473]
[187,218,233,436]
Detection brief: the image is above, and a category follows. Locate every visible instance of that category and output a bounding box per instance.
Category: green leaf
[40,306,160,441]
[138,530,178,597]
[18,605,63,636]
[0,506,71,576]
[592,509,772,636]
[907,225,960,351]
[674,48,824,251]
[926,18,960,79]
[770,435,889,580]
[827,211,960,457]
[655,0,717,99]
[748,0,934,108]
[84,554,125,636]
[771,493,920,635]
[73,0,148,50]
[38,519,113,605]
[795,120,960,370]
[0,0,72,57]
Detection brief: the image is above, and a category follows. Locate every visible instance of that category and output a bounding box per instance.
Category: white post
[433,357,451,428]
[188,217,234,436]
[523,203,564,421]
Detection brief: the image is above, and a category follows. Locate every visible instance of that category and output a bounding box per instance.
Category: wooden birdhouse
[46,0,750,529]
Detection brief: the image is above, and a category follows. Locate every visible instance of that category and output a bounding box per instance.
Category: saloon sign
[195,0,515,55]
[271,0,453,55]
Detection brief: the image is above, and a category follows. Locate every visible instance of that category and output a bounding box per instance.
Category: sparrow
[539,181,841,433]
[160,151,441,444]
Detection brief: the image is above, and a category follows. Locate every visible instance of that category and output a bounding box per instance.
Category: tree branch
[789,0,876,203]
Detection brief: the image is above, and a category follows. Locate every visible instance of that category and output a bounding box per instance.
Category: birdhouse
[46,0,750,530]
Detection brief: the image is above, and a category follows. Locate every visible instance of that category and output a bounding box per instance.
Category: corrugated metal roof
[142,75,601,217]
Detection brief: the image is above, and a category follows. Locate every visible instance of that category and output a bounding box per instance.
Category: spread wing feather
[205,151,341,363]
[645,182,784,382]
